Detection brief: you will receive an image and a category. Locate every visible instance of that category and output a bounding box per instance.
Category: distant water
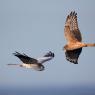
[0,85,95,95]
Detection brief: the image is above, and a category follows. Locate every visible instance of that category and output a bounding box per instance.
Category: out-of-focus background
[0,0,95,94]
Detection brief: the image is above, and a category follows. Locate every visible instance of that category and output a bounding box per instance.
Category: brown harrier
[8,51,54,71]
[63,11,95,64]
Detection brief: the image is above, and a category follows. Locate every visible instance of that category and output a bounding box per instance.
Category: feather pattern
[65,48,82,64]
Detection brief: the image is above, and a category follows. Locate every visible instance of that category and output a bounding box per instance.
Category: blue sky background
[0,0,95,88]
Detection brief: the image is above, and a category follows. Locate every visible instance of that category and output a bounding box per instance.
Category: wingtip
[66,57,78,64]
[69,11,77,16]
[49,51,55,57]
[73,61,78,64]
[44,51,55,57]
[12,51,21,56]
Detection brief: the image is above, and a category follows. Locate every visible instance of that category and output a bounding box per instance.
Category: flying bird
[8,51,54,71]
[63,11,95,64]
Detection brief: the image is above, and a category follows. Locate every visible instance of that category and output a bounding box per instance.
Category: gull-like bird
[63,11,95,64]
[8,51,54,71]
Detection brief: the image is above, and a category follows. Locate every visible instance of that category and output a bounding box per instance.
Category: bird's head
[63,45,68,50]
[40,64,45,71]
[35,64,45,71]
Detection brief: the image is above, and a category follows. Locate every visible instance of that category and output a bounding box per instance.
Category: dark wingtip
[70,11,73,16]
[44,51,55,57]
[49,51,55,57]
[66,57,78,64]
[73,61,78,64]
[70,11,77,16]
[13,51,21,56]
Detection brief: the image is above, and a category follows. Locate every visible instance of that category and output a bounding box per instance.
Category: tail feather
[7,64,20,66]
[86,43,95,47]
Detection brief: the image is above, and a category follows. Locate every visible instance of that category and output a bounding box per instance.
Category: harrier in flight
[8,51,54,71]
[63,11,95,64]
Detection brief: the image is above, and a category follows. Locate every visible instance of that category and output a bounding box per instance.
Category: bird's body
[64,42,86,50]
[20,63,45,71]
[64,11,95,64]
[8,51,54,71]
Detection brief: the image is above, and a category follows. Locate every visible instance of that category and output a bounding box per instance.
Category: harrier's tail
[7,64,20,66]
[85,43,95,47]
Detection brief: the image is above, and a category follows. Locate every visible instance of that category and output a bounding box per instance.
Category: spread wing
[65,48,82,64]
[37,51,54,64]
[13,52,37,64]
[64,11,82,43]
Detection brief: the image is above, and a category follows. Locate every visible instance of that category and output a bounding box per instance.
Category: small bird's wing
[37,51,54,64]
[64,11,82,43]
[65,48,82,64]
[13,52,37,64]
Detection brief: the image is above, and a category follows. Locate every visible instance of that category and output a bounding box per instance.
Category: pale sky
[0,0,95,88]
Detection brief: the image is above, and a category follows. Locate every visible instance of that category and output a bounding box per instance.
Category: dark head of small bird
[63,45,68,50]
[38,64,45,71]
